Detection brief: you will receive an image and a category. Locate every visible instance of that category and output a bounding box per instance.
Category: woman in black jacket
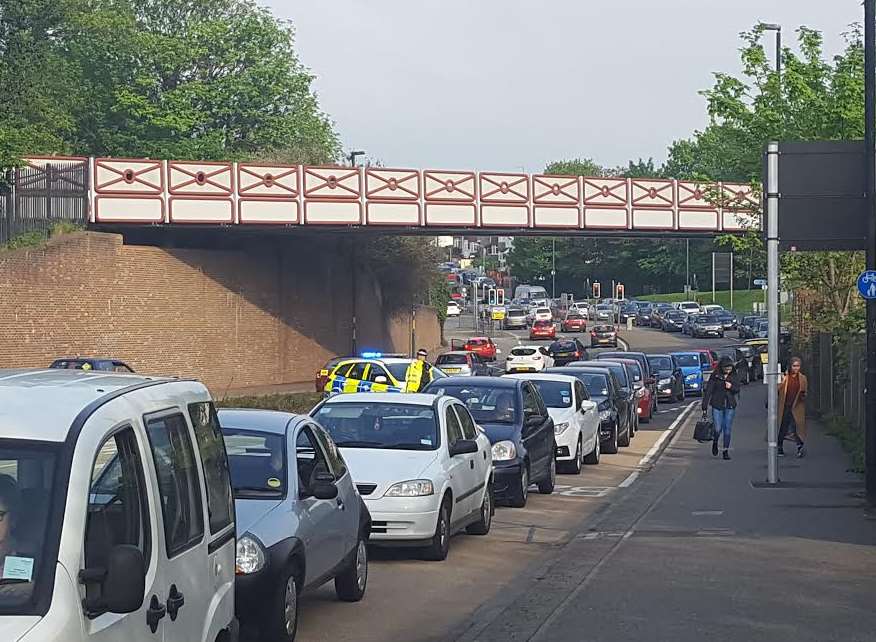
[702,356,741,460]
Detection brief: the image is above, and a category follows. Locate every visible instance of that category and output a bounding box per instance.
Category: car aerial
[674,301,702,315]
[0,370,238,642]
[649,303,674,327]
[690,314,725,338]
[48,357,134,372]
[460,337,499,362]
[446,300,462,317]
[506,345,554,373]
[713,310,738,331]
[660,309,687,332]
[424,377,555,508]
[219,409,370,640]
[324,355,447,395]
[547,338,588,366]
[589,323,618,348]
[635,303,653,326]
[503,306,529,330]
[726,343,763,380]
[646,354,686,402]
[594,304,614,322]
[714,346,752,385]
[435,351,499,376]
[503,373,600,472]
[544,366,629,454]
[671,351,706,395]
[530,319,557,341]
[312,393,493,561]
[738,315,766,339]
[561,311,587,332]
[595,351,657,423]
[567,360,636,444]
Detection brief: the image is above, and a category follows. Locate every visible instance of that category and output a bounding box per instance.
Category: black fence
[799,331,865,433]
[0,159,89,245]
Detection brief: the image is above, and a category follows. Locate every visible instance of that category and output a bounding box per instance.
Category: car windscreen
[530,380,573,408]
[665,311,685,319]
[577,374,610,399]
[596,305,612,311]
[602,364,629,387]
[437,354,468,365]
[314,402,440,450]
[735,346,754,358]
[511,347,537,356]
[427,385,518,424]
[468,339,487,346]
[536,308,550,314]
[385,363,411,381]
[565,314,583,320]
[674,354,700,367]
[533,321,552,328]
[222,429,287,498]
[0,441,59,615]
[593,325,614,332]
[648,356,673,371]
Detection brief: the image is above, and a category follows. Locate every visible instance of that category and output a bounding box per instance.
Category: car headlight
[492,440,517,461]
[685,373,698,381]
[385,479,434,497]
[236,534,266,575]
[658,378,671,385]
[599,409,612,421]
[554,422,570,435]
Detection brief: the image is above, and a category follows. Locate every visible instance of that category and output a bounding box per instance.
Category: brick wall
[0,232,440,395]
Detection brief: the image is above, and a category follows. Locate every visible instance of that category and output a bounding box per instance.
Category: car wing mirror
[311,473,339,500]
[373,375,388,384]
[449,439,479,456]
[81,544,146,615]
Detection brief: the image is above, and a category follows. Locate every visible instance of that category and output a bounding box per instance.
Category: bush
[824,415,865,474]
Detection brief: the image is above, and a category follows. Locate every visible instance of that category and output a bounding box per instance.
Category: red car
[529,320,557,341]
[561,312,587,333]
[611,357,654,423]
[463,337,498,362]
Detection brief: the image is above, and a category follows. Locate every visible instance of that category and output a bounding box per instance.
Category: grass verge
[824,415,865,474]
[639,289,763,313]
[217,392,324,415]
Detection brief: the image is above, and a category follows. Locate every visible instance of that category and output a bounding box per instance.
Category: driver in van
[0,475,21,565]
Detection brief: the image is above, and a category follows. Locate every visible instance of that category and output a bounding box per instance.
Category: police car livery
[324,353,447,396]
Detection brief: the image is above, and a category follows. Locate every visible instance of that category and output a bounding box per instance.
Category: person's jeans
[712,407,735,450]
[778,409,803,447]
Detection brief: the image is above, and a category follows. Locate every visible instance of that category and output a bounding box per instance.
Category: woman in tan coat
[778,356,807,457]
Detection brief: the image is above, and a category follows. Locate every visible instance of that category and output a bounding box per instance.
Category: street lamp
[759,23,781,86]
[348,150,365,167]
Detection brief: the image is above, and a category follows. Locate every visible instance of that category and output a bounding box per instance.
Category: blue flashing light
[361,351,383,359]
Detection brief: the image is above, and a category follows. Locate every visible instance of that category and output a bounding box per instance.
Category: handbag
[693,411,715,442]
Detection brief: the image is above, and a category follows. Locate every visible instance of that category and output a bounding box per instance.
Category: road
[292,315,741,642]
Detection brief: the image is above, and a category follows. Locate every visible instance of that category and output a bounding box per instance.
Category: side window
[347,362,368,381]
[700,353,710,367]
[296,427,332,497]
[365,364,390,383]
[522,385,539,416]
[453,404,478,440]
[311,425,348,478]
[188,402,234,535]
[85,428,150,608]
[575,380,590,402]
[445,406,464,446]
[145,413,204,558]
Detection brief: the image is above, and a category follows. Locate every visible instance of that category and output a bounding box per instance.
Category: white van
[0,369,237,642]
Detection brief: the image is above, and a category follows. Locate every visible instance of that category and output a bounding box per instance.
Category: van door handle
[146,595,166,633]
[167,584,185,621]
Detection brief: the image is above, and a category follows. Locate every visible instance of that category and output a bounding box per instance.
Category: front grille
[356,483,377,496]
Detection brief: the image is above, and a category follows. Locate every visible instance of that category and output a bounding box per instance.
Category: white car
[569,302,589,319]
[312,393,493,561]
[447,300,462,317]
[503,373,600,473]
[674,300,702,314]
[701,304,724,314]
[530,307,553,324]
[505,345,554,373]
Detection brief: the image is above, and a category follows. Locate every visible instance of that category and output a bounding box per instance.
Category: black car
[618,304,638,323]
[649,303,674,328]
[646,354,685,402]
[547,339,588,366]
[424,376,555,508]
[49,357,135,372]
[590,324,618,347]
[714,310,738,331]
[660,310,687,332]
[545,367,629,454]
[595,350,657,412]
[727,343,762,380]
[635,304,654,326]
[565,360,635,447]
[715,346,752,384]
[738,315,765,339]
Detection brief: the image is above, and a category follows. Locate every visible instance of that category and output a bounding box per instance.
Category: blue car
[670,351,705,396]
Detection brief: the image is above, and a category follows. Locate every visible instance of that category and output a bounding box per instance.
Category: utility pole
[551,238,556,299]
[685,239,690,294]
[766,142,780,484]
[864,0,876,504]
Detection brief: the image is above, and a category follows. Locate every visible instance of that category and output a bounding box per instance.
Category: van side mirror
[80,544,146,615]
[311,472,338,500]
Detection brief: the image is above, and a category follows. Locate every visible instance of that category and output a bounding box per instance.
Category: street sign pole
[865,0,876,505]
[766,142,780,485]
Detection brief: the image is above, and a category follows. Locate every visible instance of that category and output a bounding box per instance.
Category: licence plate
[443,368,461,373]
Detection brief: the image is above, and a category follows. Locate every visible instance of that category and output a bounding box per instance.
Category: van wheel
[335,534,368,601]
[423,498,451,561]
[265,566,299,642]
[466,483,493,535]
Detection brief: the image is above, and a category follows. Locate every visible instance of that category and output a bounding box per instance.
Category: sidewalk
[459,384,876,642]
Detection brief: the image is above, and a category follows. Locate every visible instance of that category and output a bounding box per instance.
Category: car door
[293,424,347,585]
[608,375,629,434]
[311,424,360,556]
[443,404,475,522]
[452,403,488,515]
[521,384,551,477]
[574,380,598,453]
[142,410,210,642]
[80,426,162,642]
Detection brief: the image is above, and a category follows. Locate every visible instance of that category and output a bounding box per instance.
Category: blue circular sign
[857,270,876,299]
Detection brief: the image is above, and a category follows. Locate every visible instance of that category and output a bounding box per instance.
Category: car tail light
[574,351,580,357]
[534,356,542,360]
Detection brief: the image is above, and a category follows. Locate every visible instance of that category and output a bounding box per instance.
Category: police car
[324,352,447,395]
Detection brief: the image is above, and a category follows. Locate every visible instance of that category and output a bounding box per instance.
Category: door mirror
[524,414,543,429]
[449,439,479,456]
[581,400,596,412]
[92,545,146,614]
[645,376,656,385]
[374,375,388,384]
[311,472,338,500]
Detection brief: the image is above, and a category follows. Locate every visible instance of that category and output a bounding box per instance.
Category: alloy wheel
[284,576,298,636]
[355,539,368,591]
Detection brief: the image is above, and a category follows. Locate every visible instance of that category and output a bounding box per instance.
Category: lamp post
[348,150,365,167]
[759,23,781,85]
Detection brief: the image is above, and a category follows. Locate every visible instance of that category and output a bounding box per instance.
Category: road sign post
[867,0,876,506]
[766,142,780,485]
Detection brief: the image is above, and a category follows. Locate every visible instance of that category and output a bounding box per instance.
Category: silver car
[220,409,370,641]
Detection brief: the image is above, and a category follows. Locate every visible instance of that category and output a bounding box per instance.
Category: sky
[269,1,861,173]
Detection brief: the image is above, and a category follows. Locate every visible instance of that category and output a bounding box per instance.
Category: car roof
[647,353,673,359]
[669,351,700,356]
[321,392,441,406]
[438,351,472,357]
[432,376,519,389]
[546,367,610,379]
[512,344,545,350]
[217,408,303,435]
[503,373,580,385]
[0,369,176,442]
[51,357,127,363]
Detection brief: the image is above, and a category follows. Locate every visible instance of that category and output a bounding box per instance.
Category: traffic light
[488,288,497,306]
[496,288,505,305]
[592,282,601,299]
[616,283,625,300]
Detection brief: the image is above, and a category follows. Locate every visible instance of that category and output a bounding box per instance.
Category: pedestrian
[405,348,432,393]
[702,355,741,460]
[778,356,807,457]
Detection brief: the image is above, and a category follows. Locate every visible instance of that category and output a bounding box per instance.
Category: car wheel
[618,421,631,447]
[676,386,685,402]
[742,368,750,385]
[537,455,556,494]
[508,464,529,508]
[423,497,451,561]
[265,566,299,642]
[603,424,619,454]
[583,435,600,464]
[564,437,583,474]
[334,534,368,602]
[466,483,493,535]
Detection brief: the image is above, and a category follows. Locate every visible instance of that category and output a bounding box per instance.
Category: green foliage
[1,220,84,251]
[544,158,608,177]
[824,414,865,474]
[217,392,323,413]
[428,276,452,327]
[639,289,764,314]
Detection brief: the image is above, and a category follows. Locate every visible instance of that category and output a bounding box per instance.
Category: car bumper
[656,384,675,399]
[492,460,524,499]
[684,381,702,392]
[591,338,616,345]
[698,330,722,336]
[363,496,441,542]
[554,427,578,460]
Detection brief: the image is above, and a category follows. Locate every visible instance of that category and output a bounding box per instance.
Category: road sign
[753,278,767,286]
[857,270,876,299]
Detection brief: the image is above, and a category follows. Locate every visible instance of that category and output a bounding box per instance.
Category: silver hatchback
[219,409,370,642]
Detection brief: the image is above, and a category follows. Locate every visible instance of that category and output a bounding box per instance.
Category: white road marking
[692,510,724,516]
[617,401,698,488]
[618,472,639,488]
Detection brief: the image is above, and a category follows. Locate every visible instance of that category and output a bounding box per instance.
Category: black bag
[694,413,715,442]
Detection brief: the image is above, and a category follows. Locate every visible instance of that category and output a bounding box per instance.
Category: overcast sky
[270,1,861,173]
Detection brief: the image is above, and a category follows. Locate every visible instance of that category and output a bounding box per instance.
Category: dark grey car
[219,409,370,642]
